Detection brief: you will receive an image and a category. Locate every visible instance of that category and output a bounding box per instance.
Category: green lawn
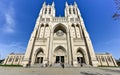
[98,66,120,68]
[0,64,22,67]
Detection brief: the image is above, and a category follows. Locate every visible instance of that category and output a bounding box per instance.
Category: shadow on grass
[80,72,111,75]
[0,64,22,67]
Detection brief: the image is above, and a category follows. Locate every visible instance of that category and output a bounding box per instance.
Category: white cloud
[0,42,26,59]
[0,1,16,33]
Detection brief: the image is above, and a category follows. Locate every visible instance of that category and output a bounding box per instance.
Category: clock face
[56,30,64,36]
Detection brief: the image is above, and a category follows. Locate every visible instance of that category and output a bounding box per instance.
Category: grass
[98,65,120,68]
[0,64,23,67]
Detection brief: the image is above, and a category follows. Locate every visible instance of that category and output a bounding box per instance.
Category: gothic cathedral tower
[22,1,98,67]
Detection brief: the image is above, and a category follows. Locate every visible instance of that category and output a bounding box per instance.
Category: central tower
[22,1,98,67]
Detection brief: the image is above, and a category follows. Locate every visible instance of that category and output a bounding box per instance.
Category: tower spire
[52,0,55,6]
[43,0,46,6]
[74,0,77,6]
[66,0,68,6]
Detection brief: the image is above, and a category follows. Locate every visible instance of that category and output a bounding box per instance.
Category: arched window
[44,24,50,38]
[15,56,19,62]
[46,24,49,27]
[77,49,83,56]
[35,48,44,64]
[36,48,44,56]
[69,8,71,14]
[108,56,111,62]
[49,8,51,14]
[76,24,80,38]
[70,24,76,38]
[39,24,44,38]
[45,8,47,14]
[73,8,75,14]
[9,57,13,62]
[101,56,105,62]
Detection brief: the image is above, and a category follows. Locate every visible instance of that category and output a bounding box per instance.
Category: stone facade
[22,2,98,67]
[3,53,24,65]
[96,53,118,67]
[3,1,118,67]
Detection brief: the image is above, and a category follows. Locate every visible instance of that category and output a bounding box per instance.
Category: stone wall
[3,53,24,65]
[96,53,118,67]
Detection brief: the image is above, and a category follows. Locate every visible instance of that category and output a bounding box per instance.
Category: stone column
[12,56,15,65]
[67,31,72,65]
[99,56,103,66]
[111,56,118,66]
[71,38,76,66]
[96,56,100,65]
[23,28,37,67]
[7,57,11,64]
[18,56,22,65]
[79,25,83,39]
[79,16,98,67]
[13,56,17,65]
[106,56,110,66]
[45,37,50,65]
[49,31,53,65]
[3,56,9,65]
[104,56,109,66]
[82,28,98,67]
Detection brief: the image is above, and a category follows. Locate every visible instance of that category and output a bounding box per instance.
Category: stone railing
[53,17,68,22]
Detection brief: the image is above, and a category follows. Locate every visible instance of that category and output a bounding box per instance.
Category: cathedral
[3,1,118,67]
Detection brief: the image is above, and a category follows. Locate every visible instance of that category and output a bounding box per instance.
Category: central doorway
[77,57,84,63]
[36,57,43,64]
[56,56,64,63]
[54,46,66,64]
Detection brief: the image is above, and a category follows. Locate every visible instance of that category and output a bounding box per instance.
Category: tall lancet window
[44,24,50,38]
[45,8,47,14]
[69,8,71,14]
[36,25,41,40]
[70,24,76,38]
[76,8,79,18]
[76,24,81,38]
[73,8,76,14]
[39,24,44,38]
[49,8,51,14]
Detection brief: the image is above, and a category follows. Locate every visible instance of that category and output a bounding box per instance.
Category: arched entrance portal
[54,46,66,63]
[76,49,85,64]
[35,48,44,64]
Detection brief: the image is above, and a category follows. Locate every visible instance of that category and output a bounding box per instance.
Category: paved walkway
[0,67,120,75]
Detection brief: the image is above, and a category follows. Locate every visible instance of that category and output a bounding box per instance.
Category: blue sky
[0,0,120,59]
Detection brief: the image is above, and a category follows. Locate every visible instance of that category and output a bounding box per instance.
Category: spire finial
[52,0,55,6]
[43,0,46,6]
[66,0,68,6]
[74,0,77,6]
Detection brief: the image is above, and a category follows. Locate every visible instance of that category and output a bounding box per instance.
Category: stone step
[30,63,92,68]
[31,64,44,68]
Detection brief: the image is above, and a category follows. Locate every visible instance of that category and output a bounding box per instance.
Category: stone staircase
[31,63,92,68]
[31,64,44,68]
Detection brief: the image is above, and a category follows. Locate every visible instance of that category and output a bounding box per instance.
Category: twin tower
[22,1,98,67]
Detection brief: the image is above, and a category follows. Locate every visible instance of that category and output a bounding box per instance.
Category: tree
[113,0,120,20]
